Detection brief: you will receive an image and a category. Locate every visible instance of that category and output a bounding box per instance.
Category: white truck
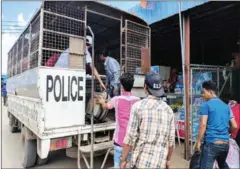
[6,1,150,168]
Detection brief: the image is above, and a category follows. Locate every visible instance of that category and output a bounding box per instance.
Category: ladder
[77,134,114,169]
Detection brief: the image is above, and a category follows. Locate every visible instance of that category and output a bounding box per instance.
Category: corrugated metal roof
[128,1,208,24]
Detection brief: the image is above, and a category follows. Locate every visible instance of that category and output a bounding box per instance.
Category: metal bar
[126,29,149,37]
[120,16,123,73]
[43,28,85,39]
[126,19,150,29]
[16,41,19,74]
[77,134,81,169]
[28,24,32,70]
[125,20,128,72]
[41,47,84,55]
[21,36,24,73]
[219,72,231,97]
[38,9,44,67]
[190,68,193,155]
[217,68,220,95]
[127,43,145,49]
[87,9,121,21]
[230,69,233,94]
[43,10,86,23]
[149,28,151,67]
[184,14,191,160]
[190,64,228,69]
[30,50,39,56]
[87,26,94,169]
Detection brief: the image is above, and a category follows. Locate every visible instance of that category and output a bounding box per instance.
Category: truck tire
[22,139,37,168]
[9,114,19,133]
[36,156,48,166]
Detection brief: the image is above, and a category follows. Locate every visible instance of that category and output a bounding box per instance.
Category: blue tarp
[128,1,208,24]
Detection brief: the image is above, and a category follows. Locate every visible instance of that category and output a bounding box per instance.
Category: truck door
[121,20,151,74]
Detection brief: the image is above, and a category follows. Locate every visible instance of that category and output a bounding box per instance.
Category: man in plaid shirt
[120,72,175,169]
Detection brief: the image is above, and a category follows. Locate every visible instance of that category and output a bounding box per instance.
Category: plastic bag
[189,151,201,169]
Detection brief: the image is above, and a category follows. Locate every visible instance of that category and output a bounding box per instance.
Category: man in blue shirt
[195,80,238,169]
[99,49,120,97]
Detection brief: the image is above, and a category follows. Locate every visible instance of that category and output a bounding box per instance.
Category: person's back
[110,92,139,146]
[203,98,231,143]
[195,80,238,169]
[98,72,139,168]
[130,97,174,167]
[122,72,175,169]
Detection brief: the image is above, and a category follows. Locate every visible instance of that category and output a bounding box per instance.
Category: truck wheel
[9,114,19,133]
[36,156,48,166]
[22,139,37,168]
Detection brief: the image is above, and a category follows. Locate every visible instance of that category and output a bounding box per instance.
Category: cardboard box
[69,37,84,69]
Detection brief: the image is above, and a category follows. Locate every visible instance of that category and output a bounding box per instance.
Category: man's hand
[120,161,127,169]
[100,83,107,91]
[195,141,201,152]
[166,161,170,169]
[97,95,105,104]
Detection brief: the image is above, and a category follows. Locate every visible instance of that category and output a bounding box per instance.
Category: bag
[189,151,201,169]
[231,104,240,138]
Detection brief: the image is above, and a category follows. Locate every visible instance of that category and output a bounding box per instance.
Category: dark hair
[120,73,134,92]
[202,80,217,93]
[99,48,109,57]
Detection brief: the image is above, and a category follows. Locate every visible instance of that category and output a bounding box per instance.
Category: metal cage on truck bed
[7,1,151,79]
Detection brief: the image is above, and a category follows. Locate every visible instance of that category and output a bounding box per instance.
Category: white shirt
[55,48,92,68]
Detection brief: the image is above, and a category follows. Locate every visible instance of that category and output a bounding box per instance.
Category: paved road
[1,105,113,168]
[1,104,189,168]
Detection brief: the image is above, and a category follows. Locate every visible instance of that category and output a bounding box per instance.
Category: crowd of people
[82,35,238,169]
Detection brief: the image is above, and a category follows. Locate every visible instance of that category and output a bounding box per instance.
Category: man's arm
[196,103,208,151]
[98,96,116,110]
[122,104,140,162]
[92,66,106,90]
[197,116,208,143]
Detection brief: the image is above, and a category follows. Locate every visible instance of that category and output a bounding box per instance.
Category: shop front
[148,1,240,160]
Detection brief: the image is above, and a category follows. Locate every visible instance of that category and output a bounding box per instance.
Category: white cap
[86,35,93,45]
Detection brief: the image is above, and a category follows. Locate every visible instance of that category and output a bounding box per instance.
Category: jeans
[109,84,120,98]
[114,145,131,169]
[200,142,229,169]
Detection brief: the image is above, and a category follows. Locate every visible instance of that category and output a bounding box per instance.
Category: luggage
[86,90,110,122]
[189,151,201,169]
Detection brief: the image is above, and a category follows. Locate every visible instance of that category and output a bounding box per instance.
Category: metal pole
[217,68,220,96]
[178,0,188,156]
[87,26,95,169]
[28,24,32,70]
[120,16,123,73]
[184,15,191,160]
[125,20,128,73]
[38,8,44,67]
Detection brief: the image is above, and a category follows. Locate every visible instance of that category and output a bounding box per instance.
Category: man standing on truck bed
[99,48,121,97]
[98,72,140,168]
[54,35,106,90]
[120,72,175,169]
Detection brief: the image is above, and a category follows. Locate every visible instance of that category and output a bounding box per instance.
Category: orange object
[140,0,147,8]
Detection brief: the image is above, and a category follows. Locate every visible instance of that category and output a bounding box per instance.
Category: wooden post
[184,15,191,160]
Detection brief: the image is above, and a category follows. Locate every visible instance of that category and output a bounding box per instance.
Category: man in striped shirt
[121,72,175,169]
[98,72,140,168]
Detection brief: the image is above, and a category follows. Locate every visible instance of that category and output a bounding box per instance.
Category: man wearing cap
[54,35,106,90]
[120,72,175,169]
[99,49,120,97]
